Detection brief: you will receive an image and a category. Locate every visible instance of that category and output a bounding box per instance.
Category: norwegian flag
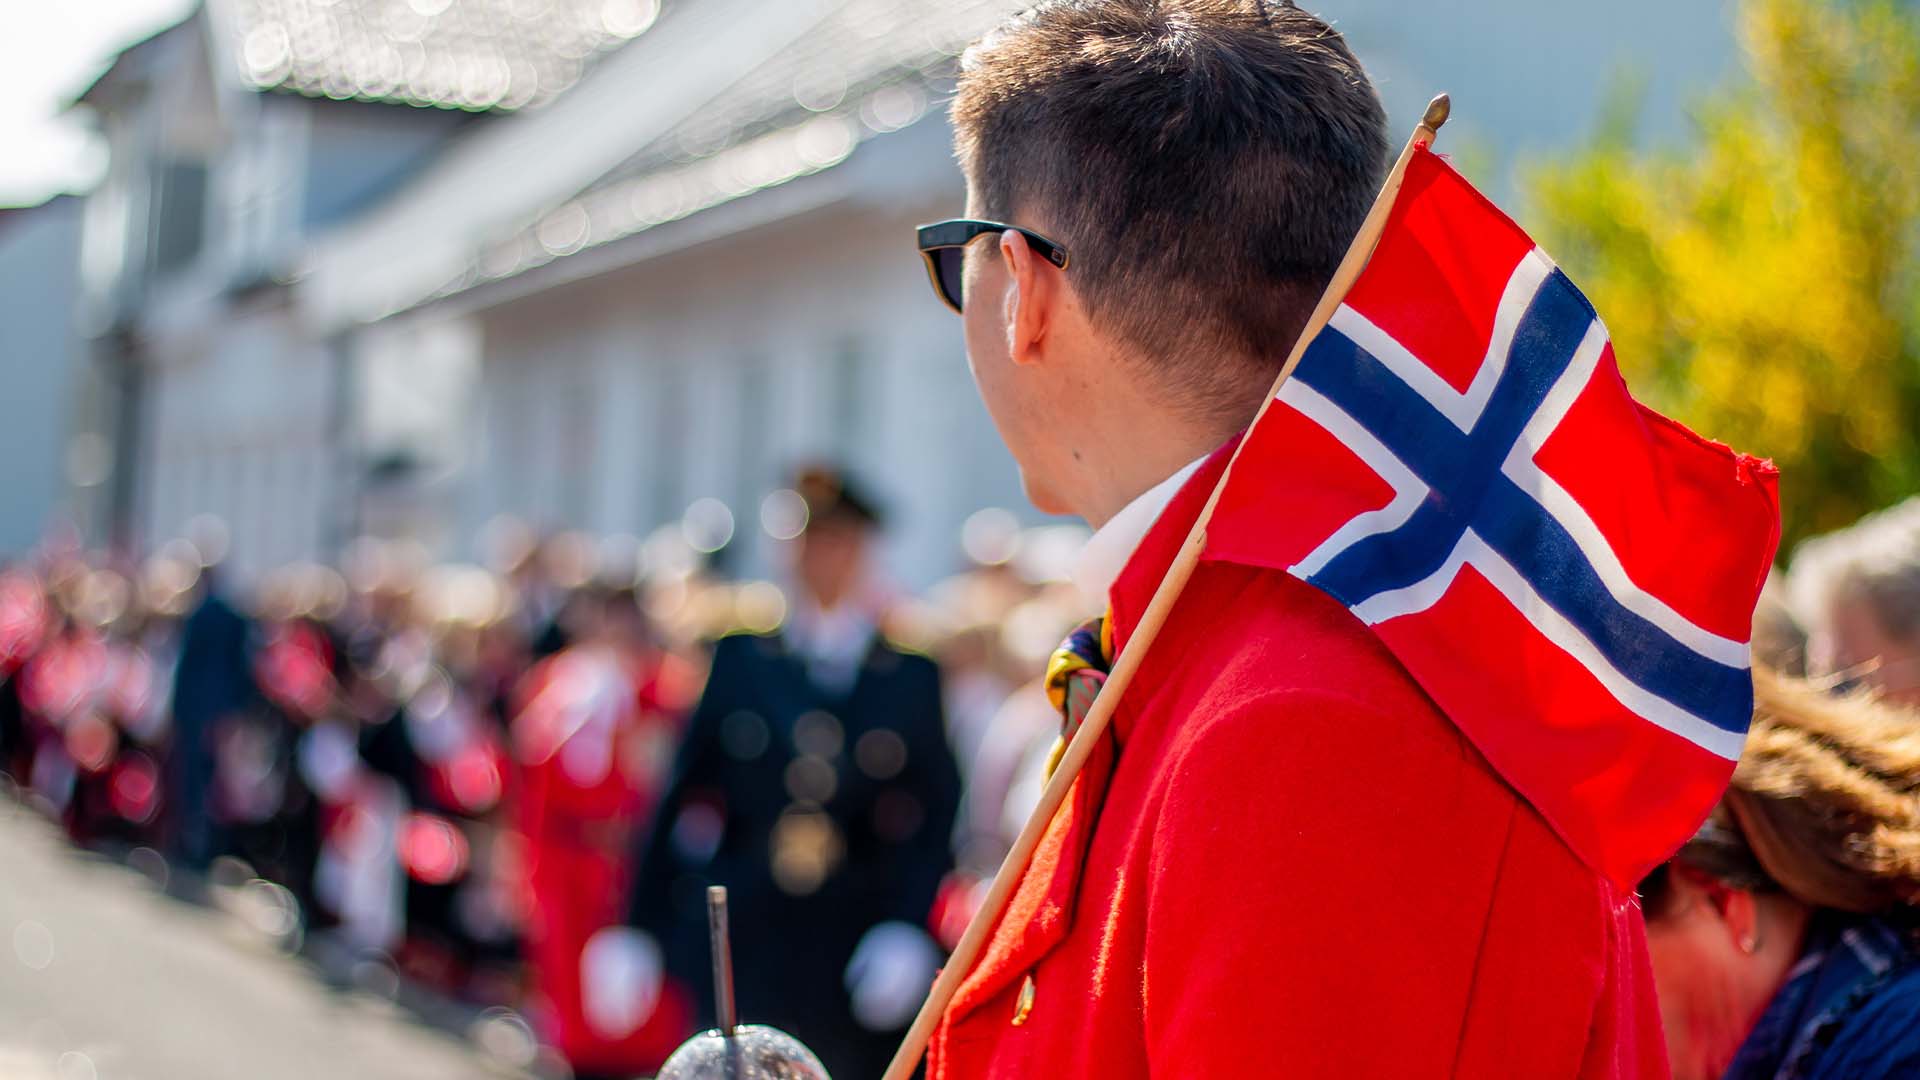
[1207,145,1780,888]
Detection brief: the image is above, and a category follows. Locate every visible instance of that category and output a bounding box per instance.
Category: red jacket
[930,446,1668,1078]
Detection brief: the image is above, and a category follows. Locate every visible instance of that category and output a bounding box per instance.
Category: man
[914,2,1668,1076]
[168,557,255,872]
[1787,497,1920,706]
[630,466,963,1079]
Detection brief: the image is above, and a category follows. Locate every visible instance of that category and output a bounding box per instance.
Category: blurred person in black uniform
[630,466,962,1080]
[237,578,347,922]
[168,558,257,872]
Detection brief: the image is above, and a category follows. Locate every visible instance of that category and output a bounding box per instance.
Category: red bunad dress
[0,571,48,778]
[19,627,110,826]
[512,645,693,1075]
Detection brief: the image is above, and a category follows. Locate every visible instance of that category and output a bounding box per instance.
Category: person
[1640,670,1920,1080]
[514,583,691,1078]
[168,557,256,871]
[218,578,328,910]
[17,604,108,825]
[1752,578,1808,677]
[914,2,1668,1075]
[0,565,49,783]
[629,465,963,1080]
[1787,497,1920,706]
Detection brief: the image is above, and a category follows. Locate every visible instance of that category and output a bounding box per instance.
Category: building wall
[300,104,474,233]
[0,198,86,556]
[466,192,1025,590]
[139,298,338,581]
[69,10,477,577]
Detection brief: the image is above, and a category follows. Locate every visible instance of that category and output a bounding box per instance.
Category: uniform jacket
[631,625,962,1080]
[930,445,1669,1079]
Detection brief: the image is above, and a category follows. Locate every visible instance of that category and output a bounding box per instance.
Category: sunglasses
[916,219,1070,314]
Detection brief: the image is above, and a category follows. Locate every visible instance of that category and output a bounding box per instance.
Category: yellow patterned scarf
[1041,614,1114,778]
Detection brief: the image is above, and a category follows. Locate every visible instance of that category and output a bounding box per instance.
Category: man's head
[1788,497,1920,706]
[946,0,1387,518]
[789,465,883,611]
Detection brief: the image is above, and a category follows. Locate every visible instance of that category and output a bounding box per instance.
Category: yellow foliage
[1523,0,1920,552]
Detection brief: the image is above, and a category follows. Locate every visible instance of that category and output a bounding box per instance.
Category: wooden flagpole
[880,94,1452,1080]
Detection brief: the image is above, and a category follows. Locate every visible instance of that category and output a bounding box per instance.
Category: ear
[1718,887,1764,954]
[1677,863,1763,953]
[999,229,1058,368]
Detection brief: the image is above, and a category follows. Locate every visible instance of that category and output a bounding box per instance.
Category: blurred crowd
[0,466,1095,1079]
[5,473,1920,1080]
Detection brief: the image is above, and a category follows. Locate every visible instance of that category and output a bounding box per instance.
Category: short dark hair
[954,0,1388,417]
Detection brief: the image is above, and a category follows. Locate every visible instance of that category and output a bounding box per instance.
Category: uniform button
[784,755,838,803]
[1011,974,1036,1026]
[794,710,844,758]
[770,805,844,896]
[854,728,907,779]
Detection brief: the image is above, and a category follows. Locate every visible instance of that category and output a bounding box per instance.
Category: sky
[0,0,197,208]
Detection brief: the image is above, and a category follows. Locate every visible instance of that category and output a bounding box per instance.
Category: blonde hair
[1694,668,1920,913]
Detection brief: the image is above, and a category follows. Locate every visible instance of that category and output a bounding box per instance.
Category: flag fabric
[1205,144,1781,888]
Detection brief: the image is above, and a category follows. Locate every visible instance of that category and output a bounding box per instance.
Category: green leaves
[1524,0,1920,555]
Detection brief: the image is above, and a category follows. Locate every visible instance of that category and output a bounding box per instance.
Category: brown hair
[1653,669,1920,916]
[952,0,1388,419]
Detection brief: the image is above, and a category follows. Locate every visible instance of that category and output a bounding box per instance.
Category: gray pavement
[0,798,535,1080]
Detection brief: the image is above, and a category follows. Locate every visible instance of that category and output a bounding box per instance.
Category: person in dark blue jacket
[167,562,257,872]
[1640,670,1920,1080]
[629,466,961,1080]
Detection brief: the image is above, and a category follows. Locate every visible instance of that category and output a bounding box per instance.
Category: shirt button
[1011,974,1036,1026]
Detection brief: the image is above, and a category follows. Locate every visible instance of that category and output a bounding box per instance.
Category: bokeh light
[681,498,735,554]
[760,488,809,541]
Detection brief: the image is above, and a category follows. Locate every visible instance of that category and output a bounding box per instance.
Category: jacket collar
[1071,455,1210,602]
[1106,438,1241,659]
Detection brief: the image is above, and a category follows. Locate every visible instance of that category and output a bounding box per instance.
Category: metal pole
[708,885,738,1037]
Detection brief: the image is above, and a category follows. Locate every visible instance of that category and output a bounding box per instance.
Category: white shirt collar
[1071,455,1208,600]
[786,600,877,694]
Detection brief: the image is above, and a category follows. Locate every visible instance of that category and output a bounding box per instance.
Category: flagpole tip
[1422,93,1451,132]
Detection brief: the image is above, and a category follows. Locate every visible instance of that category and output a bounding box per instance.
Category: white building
[307,0,1034,589]
[71,0,650,580]
[0,198,88,556]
